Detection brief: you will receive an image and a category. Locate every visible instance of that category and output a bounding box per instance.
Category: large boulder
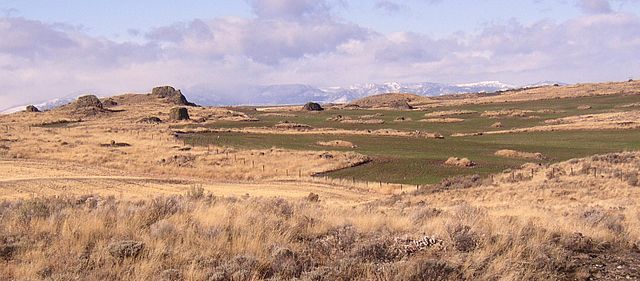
[75,95,103,109]
[169,107,190,120]
[303,102,324,111]
[25,105,40,112]
[152,86,196,106]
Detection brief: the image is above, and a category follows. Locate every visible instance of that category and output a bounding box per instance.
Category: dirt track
[0,159,376,204]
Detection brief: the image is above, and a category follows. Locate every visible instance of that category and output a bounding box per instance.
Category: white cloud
[576,0,613,13]
[0,2,639,108]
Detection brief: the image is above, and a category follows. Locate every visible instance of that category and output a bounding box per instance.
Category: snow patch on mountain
[188,81,516,106]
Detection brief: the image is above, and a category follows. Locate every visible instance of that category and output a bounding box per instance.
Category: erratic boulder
[303,102,324,111]
[152,86,196,106]
[25,105,40,112]
[170,107,190,121]
[75,95,103,109]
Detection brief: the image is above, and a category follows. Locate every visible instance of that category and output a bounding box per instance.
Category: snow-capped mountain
[1,96,77,114]
[521,81,567,89]
[1,80,523,112]
[189,81,516,106]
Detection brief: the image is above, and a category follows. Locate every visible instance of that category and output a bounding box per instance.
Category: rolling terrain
[0,81,639,280]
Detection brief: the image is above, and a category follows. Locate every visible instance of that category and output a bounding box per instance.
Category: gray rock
[169,107,190,121]
[75,95,103,109]
[152,86,196,106]
[303,102,324,111]
[107,240,144,259]
[25,105,40,112]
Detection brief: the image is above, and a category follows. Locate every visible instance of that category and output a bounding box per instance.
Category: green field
[179,94,640,184]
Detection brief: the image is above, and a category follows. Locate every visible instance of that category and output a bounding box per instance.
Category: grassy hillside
[181,93,640,184]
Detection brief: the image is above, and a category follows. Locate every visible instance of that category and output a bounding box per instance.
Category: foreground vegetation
[2,152,640,280]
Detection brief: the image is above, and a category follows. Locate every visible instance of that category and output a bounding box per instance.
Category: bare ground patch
[316,140,357,148]
[419,118,465,123]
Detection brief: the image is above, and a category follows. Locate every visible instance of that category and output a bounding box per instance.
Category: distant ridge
[187,81,517,106]
[3,80,564,113]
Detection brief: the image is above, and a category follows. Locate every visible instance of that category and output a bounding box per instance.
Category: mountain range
[1,81,564,113]
[187,81,534,106]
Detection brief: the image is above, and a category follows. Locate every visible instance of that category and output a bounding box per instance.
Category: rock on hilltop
[347,93,423,109]
[151,86,197,106]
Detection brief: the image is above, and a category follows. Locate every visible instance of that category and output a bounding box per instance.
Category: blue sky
[1,0,639,107]
[2,0,605,38]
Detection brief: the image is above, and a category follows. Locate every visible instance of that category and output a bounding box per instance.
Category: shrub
[448,224,478,252]
[139,197,180,228]
[186,185,205,200]
[393,258,462,281]
[627,173,639,187]
[307,192,320,202]
[581,207,626,235]
[438,174,483,190]
[16,199,52,226]
[107,240,145,260]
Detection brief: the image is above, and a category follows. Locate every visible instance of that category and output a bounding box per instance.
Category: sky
[1,0,640,108]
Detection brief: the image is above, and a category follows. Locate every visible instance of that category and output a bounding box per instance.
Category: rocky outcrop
[75,95,103,109]
[169,107,190,120]
[25,105,40,112]
[152,86,196,106]
[303,102,324,111]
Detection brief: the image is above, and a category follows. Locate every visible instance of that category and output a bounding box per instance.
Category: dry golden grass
[481,109,535,118]
[413,80,640,108]
[494,149,545,160]
[424,110,476,117]
[339,119,385,124]
[443,157,476,167]
[316,140,357,148]
[419,118,465,123]
[453,110,640,136]
[187,126,445,139]
[0,96,372,184]
[2,152,639,280]
[2,87,640,280]
[258,113,297,117]
[347,93,422,109]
